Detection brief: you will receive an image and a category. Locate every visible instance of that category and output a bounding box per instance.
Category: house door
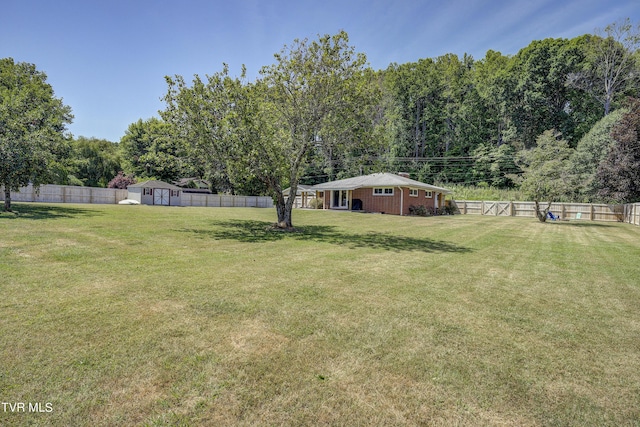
[332,190,348,209]
[154,189,170,205]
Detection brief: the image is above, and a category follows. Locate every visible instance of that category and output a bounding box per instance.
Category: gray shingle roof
[283,185,317,196]
[127,180,182,190]
[311,173,451,193]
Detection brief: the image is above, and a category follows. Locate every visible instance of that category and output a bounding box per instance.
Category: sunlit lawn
[1,203,639,426]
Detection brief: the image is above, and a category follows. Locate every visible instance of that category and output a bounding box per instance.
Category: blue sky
[2,0,639,142]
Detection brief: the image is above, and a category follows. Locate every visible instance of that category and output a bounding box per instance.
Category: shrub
[440,203,458,215]
[308,198,323,209]
[409,205,428,216]
[108,172,137,189]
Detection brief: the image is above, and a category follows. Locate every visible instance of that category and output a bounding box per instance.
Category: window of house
[143,188,153,196]
[373,188,394,196]
[409,188,419,197]
[171,190,179,197]
[425,191,432,198]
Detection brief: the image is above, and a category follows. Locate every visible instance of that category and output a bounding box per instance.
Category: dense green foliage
[120,117,197,183]
[516,130,573,221]
[162,32,379,227]
[0,58,73,211]
[67,136,122,187]
[596,98,640,203]
[568,108,627,202]
[5,20,639,204]
[155,24,640,212]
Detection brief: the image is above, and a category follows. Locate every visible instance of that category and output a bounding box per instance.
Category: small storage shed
[127,180,182,206]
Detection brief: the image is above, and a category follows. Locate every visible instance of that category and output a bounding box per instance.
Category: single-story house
[283,184,317,208]
[173,177,212,194]
[127,180,182,206]
[311,172,451,216]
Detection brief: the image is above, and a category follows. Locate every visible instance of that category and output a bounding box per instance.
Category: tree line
[2,20,639,223]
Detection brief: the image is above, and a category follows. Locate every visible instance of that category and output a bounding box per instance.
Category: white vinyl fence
[180,192,273,208]
[1,184,274,209]
[1,184,128,204]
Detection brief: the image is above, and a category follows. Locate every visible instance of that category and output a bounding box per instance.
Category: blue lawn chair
[547,211,559,221]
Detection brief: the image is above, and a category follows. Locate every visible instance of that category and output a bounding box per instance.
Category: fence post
[624,204,628,224]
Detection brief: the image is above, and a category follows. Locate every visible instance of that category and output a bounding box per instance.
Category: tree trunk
[276,203,293,229]
[3,185,11,212]
[414,100,421,158]
[274,188,295,229]
[534,200,551,223]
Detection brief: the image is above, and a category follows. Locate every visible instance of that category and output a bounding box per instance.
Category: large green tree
[509,38,589,148]
[471,143,519,188]
[0,58,72,211]
[163,31,378,228]
[517,130,573,222]
[568,19,640,116]
[120,117,197,183]
[68,136,122,187]
[162,67,273,196]
[567,108,626,202]
[473,50,517,147]
[596,98,640,203]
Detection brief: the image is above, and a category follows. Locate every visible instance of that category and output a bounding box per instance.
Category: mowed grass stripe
[1,203,639,426]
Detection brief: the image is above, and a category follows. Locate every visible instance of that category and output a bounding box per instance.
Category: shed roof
[128,180,182,190]
[312,173,451,193]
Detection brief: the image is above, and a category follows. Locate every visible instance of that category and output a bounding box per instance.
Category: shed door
[154,189,170,205]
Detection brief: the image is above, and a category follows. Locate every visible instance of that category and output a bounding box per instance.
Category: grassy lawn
[1,203,639,426]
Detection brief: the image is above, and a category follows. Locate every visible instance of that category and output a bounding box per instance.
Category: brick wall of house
[358,188,439,215]
[321,187,443,215]
[405,188,439,213]
[352,188,401,215]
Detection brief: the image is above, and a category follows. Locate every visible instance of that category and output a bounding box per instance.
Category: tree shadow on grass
[552,221,619,228]
[0,203,101,220]
[180,220,472,254]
